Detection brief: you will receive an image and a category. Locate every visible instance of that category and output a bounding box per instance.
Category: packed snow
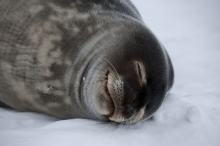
[0,0,220,146]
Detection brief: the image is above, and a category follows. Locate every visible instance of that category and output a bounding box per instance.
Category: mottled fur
[0,0,174,123]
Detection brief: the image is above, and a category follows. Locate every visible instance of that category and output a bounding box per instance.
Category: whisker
[93,52,120,80]
[90,74,116,82]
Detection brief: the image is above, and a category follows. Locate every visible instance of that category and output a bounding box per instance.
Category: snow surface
[1,0,220,146]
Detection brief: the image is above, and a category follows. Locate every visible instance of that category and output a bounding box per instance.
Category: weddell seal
[0,0,174,124]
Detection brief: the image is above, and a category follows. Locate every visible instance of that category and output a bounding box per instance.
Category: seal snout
[106,79,138,123]
[101,60,151,123]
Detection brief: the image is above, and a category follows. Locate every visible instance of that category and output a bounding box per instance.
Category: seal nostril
[137,63,142,79]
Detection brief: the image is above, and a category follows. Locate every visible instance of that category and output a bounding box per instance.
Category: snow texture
[0,0,220,146]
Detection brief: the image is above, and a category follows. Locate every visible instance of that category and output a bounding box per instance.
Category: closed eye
[137,63,142,79]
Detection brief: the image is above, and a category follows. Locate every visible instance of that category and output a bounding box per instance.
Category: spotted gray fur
[0,0,174,123]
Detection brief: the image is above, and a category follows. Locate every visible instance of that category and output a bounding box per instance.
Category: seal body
[0,0,174,123]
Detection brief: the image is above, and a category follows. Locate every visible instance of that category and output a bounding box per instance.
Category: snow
[1,0,220,146]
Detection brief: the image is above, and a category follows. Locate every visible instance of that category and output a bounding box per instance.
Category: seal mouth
[104,70,115,118]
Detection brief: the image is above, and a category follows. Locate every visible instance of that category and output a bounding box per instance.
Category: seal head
[83,24,174,124]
